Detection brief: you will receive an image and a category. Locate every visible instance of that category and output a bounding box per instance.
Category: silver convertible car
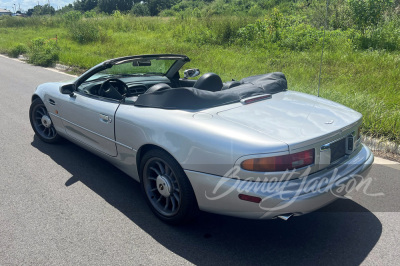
[30,54,374,224]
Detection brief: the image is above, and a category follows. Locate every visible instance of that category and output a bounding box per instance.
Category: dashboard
[79,76,173,98]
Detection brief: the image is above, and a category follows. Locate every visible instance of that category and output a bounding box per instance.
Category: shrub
[348,0,392,33]
[27,38,59,67]
[351,20,400,51]
[172,16,251,46]
[279,23,321,51]
[62,10,82,25]
[159,9,176,17]
[68,19,106,44]
[329,0,353,30]
[236,10,325,51]
[248,5,263,17]
[112,10,123,18]
[84,10,97,18]
[8,43,28,58]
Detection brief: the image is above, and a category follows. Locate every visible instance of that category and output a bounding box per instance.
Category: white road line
[374,157,400,165]
[0,53,26,63]
[44,66,77,78]
[374,157,400,171]
[0,54,77,78]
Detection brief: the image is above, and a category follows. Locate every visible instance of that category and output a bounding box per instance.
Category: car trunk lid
[217,91,362,151]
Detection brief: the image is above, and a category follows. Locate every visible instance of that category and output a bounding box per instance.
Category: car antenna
[317,0,330,97]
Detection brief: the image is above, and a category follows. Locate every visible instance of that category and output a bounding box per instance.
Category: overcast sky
[1,0,74,12]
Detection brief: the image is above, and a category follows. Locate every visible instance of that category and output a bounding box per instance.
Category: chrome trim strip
[320,143,330,151]
[319,136,343,151]
[50,113,134,150]
[116,142,134,150]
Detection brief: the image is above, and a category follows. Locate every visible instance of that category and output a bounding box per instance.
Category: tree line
[26,0,179,16]
[26,0,399,23]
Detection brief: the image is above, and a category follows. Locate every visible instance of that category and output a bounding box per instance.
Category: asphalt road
[1,55,400,265]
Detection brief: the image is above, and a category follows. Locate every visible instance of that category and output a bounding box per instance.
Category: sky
[1,0,74,12]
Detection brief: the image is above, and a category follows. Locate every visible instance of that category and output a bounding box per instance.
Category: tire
[140,149,199,225]
[29,98,61,144]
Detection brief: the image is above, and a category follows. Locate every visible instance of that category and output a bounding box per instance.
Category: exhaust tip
[277,213,294,221]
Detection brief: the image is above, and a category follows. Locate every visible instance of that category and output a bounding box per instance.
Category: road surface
[1,55,400,265]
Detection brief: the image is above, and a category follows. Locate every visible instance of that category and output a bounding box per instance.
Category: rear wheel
[29,98,61,143]
[140,149,199,225]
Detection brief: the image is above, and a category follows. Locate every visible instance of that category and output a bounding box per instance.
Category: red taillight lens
[238,194,262,203]
[242,94,272,104]
[241,149,315,172]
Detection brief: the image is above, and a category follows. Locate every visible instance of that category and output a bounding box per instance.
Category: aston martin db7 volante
[30,54,374,224]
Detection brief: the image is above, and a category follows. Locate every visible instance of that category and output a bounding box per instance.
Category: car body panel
[185,144,373,219]
[58,93,120,156]
[218,91,362,151]
[31,54,374,221]
[114,103,290,178]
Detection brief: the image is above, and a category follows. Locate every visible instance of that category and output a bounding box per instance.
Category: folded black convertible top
[134,72,287,110]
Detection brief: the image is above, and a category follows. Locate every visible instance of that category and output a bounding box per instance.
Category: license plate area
[330,138,346,163]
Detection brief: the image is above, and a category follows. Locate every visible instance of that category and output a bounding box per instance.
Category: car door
[58,92,119,157]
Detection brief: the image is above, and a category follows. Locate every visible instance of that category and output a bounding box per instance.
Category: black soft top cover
[134,72,287,109]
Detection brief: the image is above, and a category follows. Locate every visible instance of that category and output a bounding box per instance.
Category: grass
[0,14,399,143]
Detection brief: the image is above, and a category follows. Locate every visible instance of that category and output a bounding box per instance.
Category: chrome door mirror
[183,68,200,79]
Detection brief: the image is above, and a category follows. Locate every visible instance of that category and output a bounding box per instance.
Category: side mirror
[60,84,76,96]
[184,68,200,79]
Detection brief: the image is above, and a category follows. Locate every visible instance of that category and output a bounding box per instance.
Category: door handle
[99,114,112,123]
[48,99,56,105]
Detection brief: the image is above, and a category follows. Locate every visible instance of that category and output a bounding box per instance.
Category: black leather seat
[193,73,223,92]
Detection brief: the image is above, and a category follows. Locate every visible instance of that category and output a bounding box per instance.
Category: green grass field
[0,14,399,143]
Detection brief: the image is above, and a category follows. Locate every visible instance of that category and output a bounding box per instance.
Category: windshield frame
[74,54,190,88]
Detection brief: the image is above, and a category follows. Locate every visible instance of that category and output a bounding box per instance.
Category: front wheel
[140,149,199,225]
[29,98,61,143]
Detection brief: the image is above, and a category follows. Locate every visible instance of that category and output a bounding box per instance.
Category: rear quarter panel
[113,104,289,180]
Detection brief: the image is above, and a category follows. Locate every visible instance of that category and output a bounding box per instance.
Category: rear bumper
[185,144,374,219]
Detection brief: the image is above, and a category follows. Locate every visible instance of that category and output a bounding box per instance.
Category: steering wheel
[99,78,128,100]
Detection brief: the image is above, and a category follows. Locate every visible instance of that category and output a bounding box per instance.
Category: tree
[41,4,56,15]
[31,4,55,16]
[32,5,42,16]
[131,3,151,16]
[73,0,98,12]
[26,8,34,16]
[348,0,393,33]
[98,0,134,13]
[57,4,74,14]
[146,0,178,16]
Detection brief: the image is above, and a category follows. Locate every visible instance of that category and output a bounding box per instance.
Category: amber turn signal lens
[241,149,315,172]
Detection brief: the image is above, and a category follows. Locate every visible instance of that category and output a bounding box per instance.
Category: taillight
[241,149,315,172]
[240,94,271,105]
[238,194,262,203]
